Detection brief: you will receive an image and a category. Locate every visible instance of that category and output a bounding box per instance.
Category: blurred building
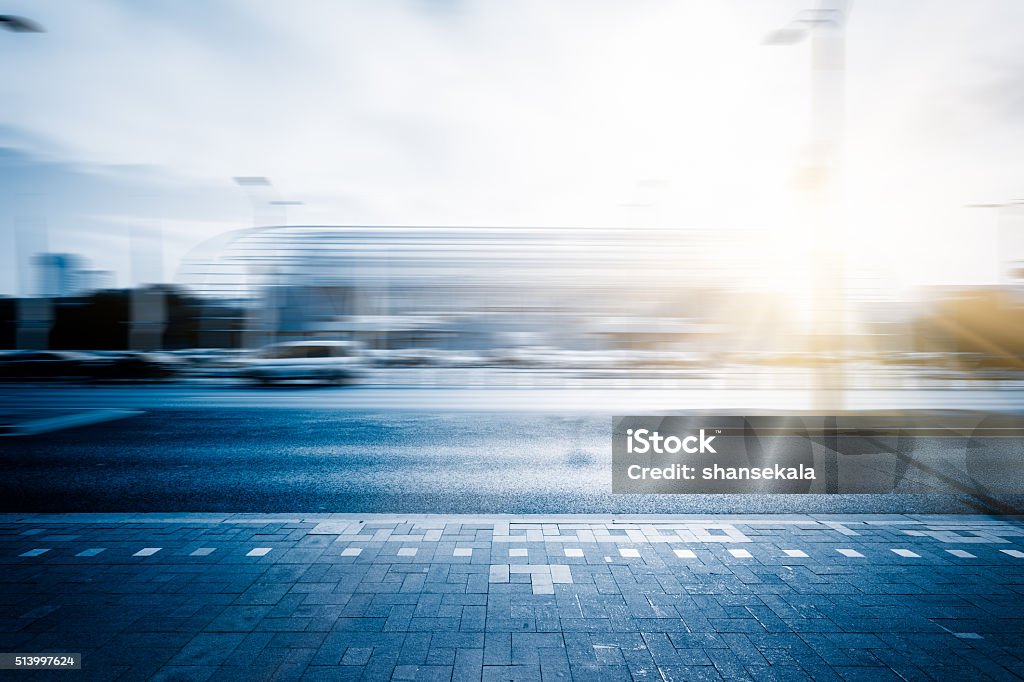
[32,253,113,297]
[34,253,84,297]
[177,225,771,351]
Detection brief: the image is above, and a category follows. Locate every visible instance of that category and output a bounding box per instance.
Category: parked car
[241,340,364,385]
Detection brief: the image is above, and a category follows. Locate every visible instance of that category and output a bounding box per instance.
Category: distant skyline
[1,0,1023,295]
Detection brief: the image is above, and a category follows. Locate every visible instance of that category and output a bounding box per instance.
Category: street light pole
[765,2,850,410]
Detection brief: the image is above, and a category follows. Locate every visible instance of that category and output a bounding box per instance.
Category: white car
[242,340,363,385]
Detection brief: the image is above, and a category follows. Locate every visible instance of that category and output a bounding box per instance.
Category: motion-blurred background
[1,0,1023,396]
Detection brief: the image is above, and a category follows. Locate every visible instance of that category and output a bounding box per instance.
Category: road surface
[2,383,1023,514]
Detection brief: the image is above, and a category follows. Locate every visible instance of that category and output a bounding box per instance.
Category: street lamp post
[765,2,850,411]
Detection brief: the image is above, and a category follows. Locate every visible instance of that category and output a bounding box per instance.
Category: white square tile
[1001,549,1024,558]
[947,549,975,558]
[398,547,418,556]
[619,548,640,558]
[783,549,808,558]
[134,547,161,557]
[891,549,920,558]
[673,549,697,559]
[246,547,272,557]
[453,548,473,557]
[20,548,49,557]
[489,564,510,583]
[531,579,554,595]
[728,548,752,558]
[837,548,864,558]
[341,547,362,557]
[509,548,528,557]
[189,548,215,557]
[550,565,573,584]
[564,548,584,558]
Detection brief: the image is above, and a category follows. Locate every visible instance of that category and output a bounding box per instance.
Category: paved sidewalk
[1,514,1023,681]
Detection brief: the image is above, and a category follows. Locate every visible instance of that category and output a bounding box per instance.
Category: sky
[1,0,1023,295]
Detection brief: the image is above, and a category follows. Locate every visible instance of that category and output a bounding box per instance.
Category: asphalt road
[3,383,1024,514]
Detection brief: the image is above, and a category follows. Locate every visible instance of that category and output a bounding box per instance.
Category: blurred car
[241,340,364,385]
[367,348,487,368]
[80,351,185,381]
[167,348,252,378]
[0,350,94,381]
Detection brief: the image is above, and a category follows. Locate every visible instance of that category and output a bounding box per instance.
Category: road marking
[246,547,272,557]
[509,548,528,557]
[76,548,106,557]
[341,547,362,557]
[397,547,418,557]
[1000,549,1024,558]
[892,549,920,558]
[453,548,473,557]
[837,549,864,558]
[0,408,143,437]
[946,549,975,558]
[619,548,641,558]
[134,547,161,557]
[19,548,49,557]
[564,548,584,557]
[190,548,216,556]
[728,548,752,558]
[673,549,697,559]
[783,549,808,558]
